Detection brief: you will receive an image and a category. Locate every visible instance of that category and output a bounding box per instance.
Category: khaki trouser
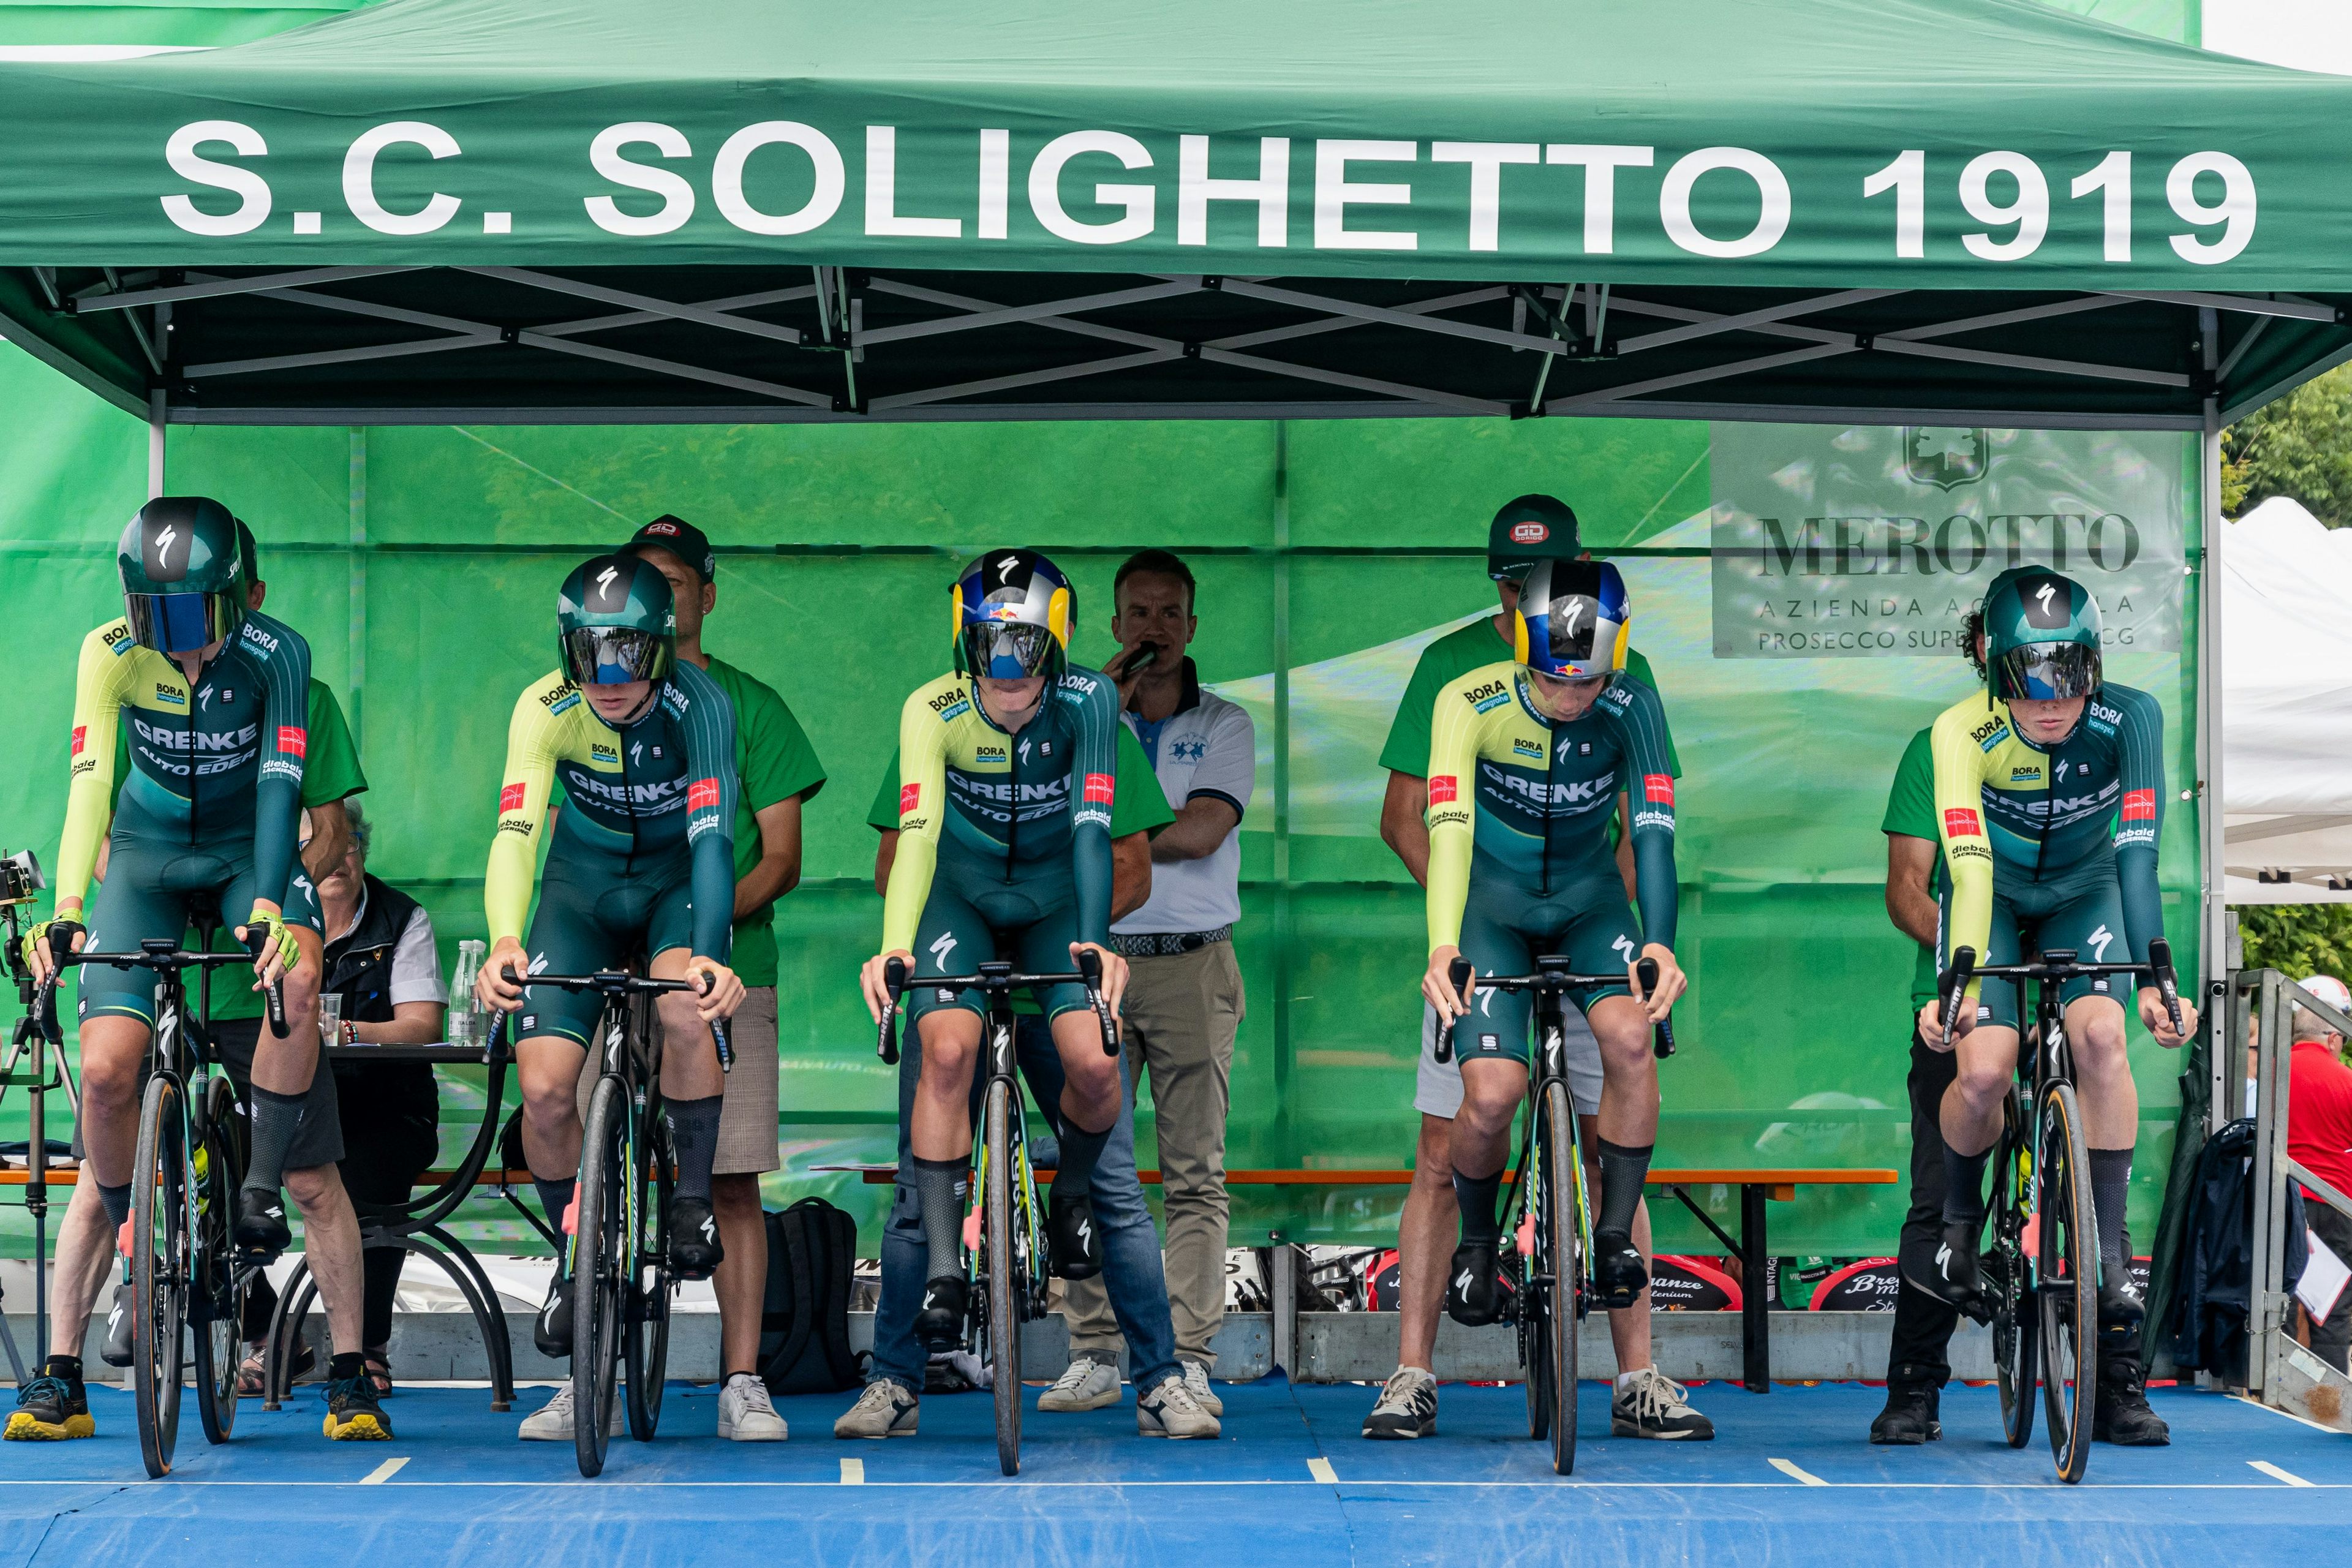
[1063,939,1243,1366]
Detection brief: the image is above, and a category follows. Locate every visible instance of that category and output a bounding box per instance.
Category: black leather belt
[1112,926,1232,957]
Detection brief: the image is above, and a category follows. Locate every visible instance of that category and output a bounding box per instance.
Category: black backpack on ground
[759,1198,863,1395]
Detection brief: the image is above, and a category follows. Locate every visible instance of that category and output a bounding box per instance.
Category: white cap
[2294,974,2351,1020]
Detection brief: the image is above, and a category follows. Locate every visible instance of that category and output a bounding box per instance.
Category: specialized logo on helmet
[594,565,620,602]
[1902,427,1988,491]
[1510,521,1548,544]
[156,526,179,568]
[1558,599,1585,638]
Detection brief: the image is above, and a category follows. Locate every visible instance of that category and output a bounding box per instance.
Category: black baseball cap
[1486,494,1582,580]
[622,514,715,583]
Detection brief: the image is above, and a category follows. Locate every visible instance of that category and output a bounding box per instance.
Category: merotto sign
[1709,424,2186,658]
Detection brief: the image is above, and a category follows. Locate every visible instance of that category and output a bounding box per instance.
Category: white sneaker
[1360,1366,1437,1439]
[1037,1352,1121,1412]
[1179,1358,1224,1417]
[718,1373,788,1441]
[834,1379,920,1439]
[517,1383,623,1441]
[1136,1373,1220,1439]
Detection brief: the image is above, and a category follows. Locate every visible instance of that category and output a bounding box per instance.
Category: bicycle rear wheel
[130,1073,188,1479]
[1537,1081,1580,1475]
[191,1074,247,1447]
[624,1108,673,1441]
[572,1075,628,1478]
[2037,1081,2097,1483]
[983,1079,1023,1477]
[1988,1088,2037,1452]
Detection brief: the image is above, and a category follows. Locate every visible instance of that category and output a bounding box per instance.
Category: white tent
[2223,496,2352,903]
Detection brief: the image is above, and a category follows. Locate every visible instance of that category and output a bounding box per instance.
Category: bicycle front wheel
[572,1075,628,1478]
[983,1079,1023,1477]
[190,1074,247,1447]
[2037,1080,2097,1483]
[130,1073,189,1479]
[624,1107,673,1442]
[1537,1081,1580,1475]
[1989,1086,2037,1451]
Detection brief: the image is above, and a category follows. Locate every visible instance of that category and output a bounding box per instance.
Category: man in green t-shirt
[622,516,827,1444]
[1872,724,1962,1446]
[1362,493,1706,1444]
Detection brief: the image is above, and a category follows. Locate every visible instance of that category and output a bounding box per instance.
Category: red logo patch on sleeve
[1643,774,1675,805]
[1428,775,1458,805]
[1083,772,1115,805]
[899,782,922,816]
[70,725,85,756]
[2121,788,2157,822]
[499,782,526,813]
[1943,807,1983,838]
[687,777,721,812]
[276,726,307,757]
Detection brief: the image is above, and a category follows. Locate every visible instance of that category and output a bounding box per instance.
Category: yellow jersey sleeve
[56,622,135,910]
[1423,669,1488,954]
[483,673,570,946]
[1928,699,2001,1000]
[880,679,956,956]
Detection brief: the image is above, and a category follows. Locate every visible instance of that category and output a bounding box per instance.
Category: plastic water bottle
[451,939,486,1047]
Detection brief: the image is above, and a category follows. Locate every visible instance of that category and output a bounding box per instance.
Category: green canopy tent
[0,0,2342,427]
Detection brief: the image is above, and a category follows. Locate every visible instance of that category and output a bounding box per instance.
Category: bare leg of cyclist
[517,1035,592,1208]
[1395,1115,1456,1372]
[45,1172,114,1360]
[284,1162,366,1352]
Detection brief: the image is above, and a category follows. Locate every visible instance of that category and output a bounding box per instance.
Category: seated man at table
[235,804,447,1396]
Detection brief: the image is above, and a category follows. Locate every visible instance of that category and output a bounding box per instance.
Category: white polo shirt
[1113,660,1256,937]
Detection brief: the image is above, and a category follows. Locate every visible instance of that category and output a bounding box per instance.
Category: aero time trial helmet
[953,549,1074,679]
[118,496,249,655]
[557,554,676,687]
[1514,559,1630,680]
[1981,567,2103,702]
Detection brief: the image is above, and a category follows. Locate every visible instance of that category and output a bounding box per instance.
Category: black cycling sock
[241,1084,306,1197]
[1596,1138,1653,1237]
[44,1355,81,1384]
[911,1156,970,1281]
[328,1351,368,1384]
[1452,1167,1504,1247]
[664,1095,725,1203]
[96,1180,132,1229]
[1049,1114,1115,1199]
[532,1176,576,1261]
[2089,1147,2133,1276]
[1941,1145,1992,1227]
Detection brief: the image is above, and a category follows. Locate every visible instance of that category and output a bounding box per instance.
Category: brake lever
[242,925,288,1039]
[1435,956,1473,1066]
[1939,946,1977,1044]
[1638,956,1675,1059]
[2149,937,2184,1039]
[878,956,906,1065]
[1076,946,1119,1057]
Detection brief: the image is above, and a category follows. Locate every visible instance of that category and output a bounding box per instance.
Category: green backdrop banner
[0,341,2201,1263]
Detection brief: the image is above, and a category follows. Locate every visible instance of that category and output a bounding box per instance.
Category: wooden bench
[855,1163,1898,1390]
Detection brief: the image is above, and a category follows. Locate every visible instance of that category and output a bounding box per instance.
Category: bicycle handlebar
[876,956,1118,1066]
[1435,954,1677,1064]
[503,965,735,1072]
[1936,938,2184,1039]
[41,940,281,1046]
[239,928,288,1039]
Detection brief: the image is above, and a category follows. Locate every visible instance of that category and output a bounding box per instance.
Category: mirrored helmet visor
[963,621,1057,679]
[1996,641,2101,702]
[124,590,238,655]
[561,627,670,687]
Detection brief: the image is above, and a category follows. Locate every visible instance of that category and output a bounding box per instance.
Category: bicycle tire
[1989,1086,2037,1451]
[191,1074,246,1447]
[130,1073,187,1479]
[1539,1081,1580,1475]
[573,1075,628,1478]
[2037,1080,2097,1483]
[624,1107,674,1441]
[984,1079,1023,1477]
[1519,1144,1545,1442]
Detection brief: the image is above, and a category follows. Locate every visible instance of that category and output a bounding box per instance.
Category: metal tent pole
[147,389,166,498]
[2198,327,2228,1129]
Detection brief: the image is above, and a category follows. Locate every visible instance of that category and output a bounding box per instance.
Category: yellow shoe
[323,1374,393,1441]
[6,1373,95,1440]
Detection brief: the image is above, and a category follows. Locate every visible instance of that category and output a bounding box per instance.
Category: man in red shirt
[2288,974,2352,1372]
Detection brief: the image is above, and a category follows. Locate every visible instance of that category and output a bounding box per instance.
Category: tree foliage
[2233,903,2352,984]
[2223,364,2352,525]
